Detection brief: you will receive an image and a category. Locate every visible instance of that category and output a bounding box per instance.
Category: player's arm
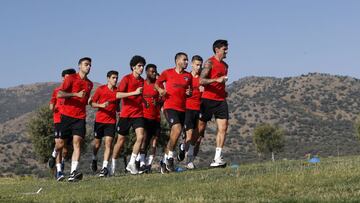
[57,90,84,98]
[116,88,143,99]
[199,60,226,85]
[49,90,57,111]
[155,72,167,97]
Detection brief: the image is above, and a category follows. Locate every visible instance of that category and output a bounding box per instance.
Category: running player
[111,55,146,175]
[155,52,192,173]
[177,55,203,169]
[49,68,76,181]
[89,70,119,177]
[136,64,161,173]
[198,40,229,168]
[57,57,93,181]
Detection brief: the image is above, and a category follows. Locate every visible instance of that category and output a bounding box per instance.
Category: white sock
[52,149,57,158]
[129,153,137,164]
[71,161,79,173]
[146,155,154,166]
[102,160,109,169]
[163,153,168,162]
[56,163,62,172]
[214,147,222,160]
[168,151,174,158]
[111,158,116,174]
[135,154,141,162]
[187,144,195,157]
[92,154,97,161]
[140,154,146,166]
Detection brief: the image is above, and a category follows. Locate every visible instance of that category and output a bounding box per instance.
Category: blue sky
[0,0,359,88]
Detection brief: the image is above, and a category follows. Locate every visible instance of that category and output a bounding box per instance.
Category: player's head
[78,57,92,75]
[145,64,157,81]
[106,70,118,87]
[191,55,203,75]
[61,68,76,81]
[130,55,146,75]
[175,52,188,69]
[213,39,228,59]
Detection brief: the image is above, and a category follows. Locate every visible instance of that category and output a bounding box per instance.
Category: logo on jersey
[184,76,189,81]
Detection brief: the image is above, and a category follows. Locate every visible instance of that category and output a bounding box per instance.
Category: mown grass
[2,156,360,202]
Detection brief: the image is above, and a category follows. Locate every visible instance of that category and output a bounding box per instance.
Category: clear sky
[0,0,359,88]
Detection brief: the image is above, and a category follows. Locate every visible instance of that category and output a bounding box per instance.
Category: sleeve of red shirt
[118,76,128,92]
[91,87,101,103]
[156,70,167,88]
[60,76,72,92]
[50,89,57,104]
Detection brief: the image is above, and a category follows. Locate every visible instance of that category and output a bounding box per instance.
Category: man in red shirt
[155,52,192,173]
[177,55,203,170]
[89,70,119,177]
[198,40,229,168]
[136,64,161,173]
[48,68,76,181]
[56,57,93,181]
[111,55,146,175]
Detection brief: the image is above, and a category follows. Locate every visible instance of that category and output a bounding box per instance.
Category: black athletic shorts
[184,109,200,131]
[94,122,116,139]
[164,109,185,127]
[54,123,73,139]
[144,118,161,138]
[116,117,144,136]
[59,115,86,138]
[199,98,229,122]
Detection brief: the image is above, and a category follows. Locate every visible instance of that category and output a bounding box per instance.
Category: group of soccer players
[47,39,229,181]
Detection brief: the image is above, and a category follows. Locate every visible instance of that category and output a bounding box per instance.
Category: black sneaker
[138,165,147,174]
[135,160,140,170]
[48,156,56,169]
[177,143,185,162]
[99,167,109,177]
[160,160,168,174]
[145,165,152,173]
[68,170,83,182]
[91,160,97,172]
[165,158,175,172]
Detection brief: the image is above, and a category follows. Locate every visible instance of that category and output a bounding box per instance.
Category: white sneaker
[210,157,226,167]
[126,162,139,174]
[186,162,195,170]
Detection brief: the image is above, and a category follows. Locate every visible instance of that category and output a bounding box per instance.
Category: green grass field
[2,156,360,202]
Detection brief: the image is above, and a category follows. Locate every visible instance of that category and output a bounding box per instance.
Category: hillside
[1,73,360,176]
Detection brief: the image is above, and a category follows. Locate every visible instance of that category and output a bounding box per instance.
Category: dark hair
[107,70,119,78]
[61,68,76,77]
[130,55,146,70]
[212,40,228,53]
[191,55,203,62]
[145,64,157,71]
[78,57,92,65]
[174,52,188,63]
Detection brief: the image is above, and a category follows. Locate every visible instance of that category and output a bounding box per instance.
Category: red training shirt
[142,80,161,121]
[156,68,192,112]
[49,86,64,124]
[118,73,144,118]
[92,85,119,124]
[60,73,93,119]
[186,75,201,111]
[201,56,228,101]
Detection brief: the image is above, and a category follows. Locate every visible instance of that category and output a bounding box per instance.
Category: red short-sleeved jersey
[201,56,228,101]
[142,80,161,121]
[60,73,93,119]
[156,68,192,112]
[50,86,64,123]
[118,73,144,118]
[92,85,119,124]
[186,76,201,111]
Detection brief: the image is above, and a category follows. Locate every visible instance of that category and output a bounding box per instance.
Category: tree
[253,123,285,162]
[27,105,54,163]
[27,105,90,163]
[354,116,360,142]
